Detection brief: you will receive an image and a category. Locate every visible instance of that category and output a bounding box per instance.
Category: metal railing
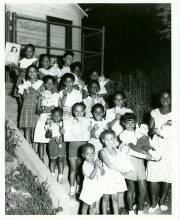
[6,11,105,76]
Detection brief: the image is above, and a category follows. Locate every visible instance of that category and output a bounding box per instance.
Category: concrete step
[5,120,80,214]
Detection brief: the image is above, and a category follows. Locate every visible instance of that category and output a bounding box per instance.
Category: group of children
[10,44,172,215]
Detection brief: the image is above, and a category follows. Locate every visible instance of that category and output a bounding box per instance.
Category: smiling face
[52,111,62,123]
[28,67,38,80]
[114,94,125,107]
[64,77,74,90]
[73,105,85,117]
[92,106,105,121]
[159,92,171,107]
[124,119,136,131]
[89,82,100,96]
[102,133,116,148]
[44,79,55,92]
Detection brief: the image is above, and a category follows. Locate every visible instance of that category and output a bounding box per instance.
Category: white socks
[129,210,135,215]
[70,186,76,194]
[138,210,143,215]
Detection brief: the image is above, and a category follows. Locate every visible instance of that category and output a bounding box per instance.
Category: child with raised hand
[59,73,82,117]
[99,130,128,215]
[89,103,107,158]
[34,75,60,162]
[14,44,38,108]
[65,102,91,199]
[38,54,61,80]
[147,89,172,213]
[80,143,104,214]
[106,91,132,135]
[83,80,106,118]
[119,113,153,215]
[45,107,66,183]
[18,65,44,145]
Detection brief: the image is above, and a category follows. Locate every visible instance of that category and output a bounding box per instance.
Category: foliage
[5,121,63,215]
[5,121,20,162]
[155,4,171,40]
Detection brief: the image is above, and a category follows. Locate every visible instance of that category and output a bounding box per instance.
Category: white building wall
[6,3,83,61]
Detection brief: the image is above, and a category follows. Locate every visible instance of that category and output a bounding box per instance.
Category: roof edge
[76,4,88,17]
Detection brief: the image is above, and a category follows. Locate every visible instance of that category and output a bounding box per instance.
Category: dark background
[80,3,171,80]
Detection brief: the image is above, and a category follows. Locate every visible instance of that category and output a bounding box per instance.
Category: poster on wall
[5,42,21,66]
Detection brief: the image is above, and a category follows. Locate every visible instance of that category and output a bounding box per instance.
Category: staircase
[5,82,18,126]
[5,83,80,214]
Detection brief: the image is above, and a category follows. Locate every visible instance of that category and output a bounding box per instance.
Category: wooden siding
[6,4,83,61]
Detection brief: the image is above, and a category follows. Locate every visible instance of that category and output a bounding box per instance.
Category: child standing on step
[59,73,82,117]
[106,91,133,135]
[38,54,62,80]
[65,102,91,199]
[18,65,44,146]
[89,103,107,159]
[14,44,38,108]
[99,130,128,215]
[119,113,152,215]
[45,107,66,183]
[34,75,60,162]
[80,143,104,214]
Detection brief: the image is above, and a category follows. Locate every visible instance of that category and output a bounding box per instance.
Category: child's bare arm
[129,143,147,154]
[99,165,105,176]
[36,96,43,115]
[88,160,101,179]
[61,90,68,107]
[107,118,117,129]
[99,150,121,173]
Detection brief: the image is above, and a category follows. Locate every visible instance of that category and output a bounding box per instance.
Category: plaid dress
[19,80,44,128]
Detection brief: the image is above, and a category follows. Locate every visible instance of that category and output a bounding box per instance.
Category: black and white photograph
[3,1,179,216]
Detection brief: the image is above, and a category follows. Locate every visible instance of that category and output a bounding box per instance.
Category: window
[46,16,72,57]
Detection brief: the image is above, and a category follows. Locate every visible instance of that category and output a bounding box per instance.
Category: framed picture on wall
[5,42,21,66]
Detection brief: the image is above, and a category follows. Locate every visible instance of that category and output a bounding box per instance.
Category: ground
[43,152,171,215]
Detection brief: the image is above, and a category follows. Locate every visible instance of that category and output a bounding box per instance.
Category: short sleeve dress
[146,108,172,183]
[101,148,127,195]
[79,161,103,205]
[14,57,38,98]
[119,130,146,181]
[88,119,107,158]
[19,80,44,128]
[34,91,60,143]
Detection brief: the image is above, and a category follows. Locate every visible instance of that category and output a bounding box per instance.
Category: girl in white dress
[99,130,129,214]
[14,44,38,108]
[89,103,107,158]
[80,143,104,214]
[34,75,60,162]
[147,89,172,213]
[106,91,132,135]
